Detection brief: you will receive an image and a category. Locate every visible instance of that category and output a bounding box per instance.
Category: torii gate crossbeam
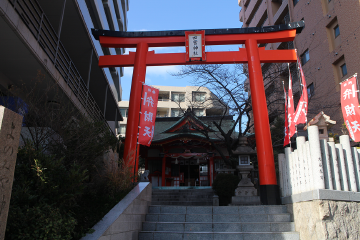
[92,21,304,205]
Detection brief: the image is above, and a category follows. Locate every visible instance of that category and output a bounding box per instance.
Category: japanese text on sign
[138,85,159,146]
[340,75,360,142]
[189,34,202,58]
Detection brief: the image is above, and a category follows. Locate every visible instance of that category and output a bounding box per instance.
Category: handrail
[9,0,113,133]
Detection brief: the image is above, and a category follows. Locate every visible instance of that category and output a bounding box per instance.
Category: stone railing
[278,125,360,239]
[81,182,152,240]
[278,125,360,199]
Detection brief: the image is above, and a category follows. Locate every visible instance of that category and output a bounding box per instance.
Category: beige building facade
[239,0,360,133]
[117,85,227,136]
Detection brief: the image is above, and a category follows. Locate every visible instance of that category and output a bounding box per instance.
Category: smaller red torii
[92,21,304,204]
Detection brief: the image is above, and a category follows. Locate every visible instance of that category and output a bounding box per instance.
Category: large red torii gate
[92,21,304,204]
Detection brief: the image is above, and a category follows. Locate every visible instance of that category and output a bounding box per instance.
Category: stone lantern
[231,136,260,205]
[303,111,336,141]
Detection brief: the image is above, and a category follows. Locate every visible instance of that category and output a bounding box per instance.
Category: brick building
[239,0,360,134]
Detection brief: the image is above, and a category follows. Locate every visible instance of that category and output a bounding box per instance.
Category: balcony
[248,0,267,28]
[244,0,263,25]
[0,0,121,133]
[273,0,289,25]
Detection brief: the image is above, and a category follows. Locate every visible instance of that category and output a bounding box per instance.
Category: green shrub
[6,204,76,240]
[212,173,240,206]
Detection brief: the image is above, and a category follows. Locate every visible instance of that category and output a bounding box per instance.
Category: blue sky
[120,0,243,100]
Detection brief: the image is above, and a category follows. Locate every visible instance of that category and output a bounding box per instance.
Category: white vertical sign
[188,34,202,58]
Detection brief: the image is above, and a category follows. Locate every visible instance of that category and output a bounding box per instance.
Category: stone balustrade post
[320,139,333,190]
[296,136,306,193]
[335,143,349,191]
[328,140,341,190]
[308,126,325,190]
[352,148,360,191]
[278,153,285,197]
[284,147,292,197]
[305,141,313,191]
[340,135,358,192]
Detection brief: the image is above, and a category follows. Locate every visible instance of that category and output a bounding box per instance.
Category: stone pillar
[305,141,313,192]
[290,150,296,195]
[352,148,360,191]
[296,136,306,193]
[320,139,333,190]
[293,150,299,194]
[0,106,23,240]
[284,147,292,197]
[278,153,285,197]
[340,135,358,192]
[308,126,325,190]
[328,140,341,190]
[335,144,349,191]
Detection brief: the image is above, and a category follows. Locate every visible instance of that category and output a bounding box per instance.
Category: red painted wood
[98,48,297,67]
[101,29,299,186]
[123,42,148,171]
[245,38,277,185]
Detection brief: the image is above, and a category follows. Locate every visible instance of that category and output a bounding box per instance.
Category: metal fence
[9,0,112,132]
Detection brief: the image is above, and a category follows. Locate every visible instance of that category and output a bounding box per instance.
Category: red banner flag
[294,54,308,125]
[138,85,159,146]
[340,75,360,142]
[284,84,290,146]
[288,66,296,138]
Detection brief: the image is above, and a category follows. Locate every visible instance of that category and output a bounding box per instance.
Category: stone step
[145,213,291,222]
[151,196,213,202]
[148,205,289,214]
[152,192,214,196]
[139,231,300,240]
[151,201,213,206]
[152,195,213,200]
[142,222,295,232]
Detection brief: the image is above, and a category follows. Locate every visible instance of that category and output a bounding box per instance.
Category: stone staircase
[151,189,213,206]
[139,205,299,240]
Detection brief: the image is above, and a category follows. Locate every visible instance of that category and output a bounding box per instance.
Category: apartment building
[0,0,129,134]
[118,85,227,136]
[239,0,360,133]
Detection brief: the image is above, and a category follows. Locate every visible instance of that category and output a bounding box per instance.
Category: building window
[120,108,128,118]
[332,55,347,87]
[171,109,183,117]
[341,63,347,77]
[171,92,185,102]
[307,83,314,99]
[293,0,300,6]
[326,18,340,51]
[192,92,206,102]
[119,124,126,135]
[334,25,340,38]
[301,49,310,65]
[194,108,204,117]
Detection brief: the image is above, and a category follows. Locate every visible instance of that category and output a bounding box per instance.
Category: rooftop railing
[9,0,112,133]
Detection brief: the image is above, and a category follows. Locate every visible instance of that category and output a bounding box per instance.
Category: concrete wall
[81,182,152,240]
[286,199,360,240]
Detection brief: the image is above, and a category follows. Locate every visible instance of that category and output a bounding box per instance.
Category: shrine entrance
[92,21,304,204]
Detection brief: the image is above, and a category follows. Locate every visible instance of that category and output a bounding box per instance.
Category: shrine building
[139,108,237,187]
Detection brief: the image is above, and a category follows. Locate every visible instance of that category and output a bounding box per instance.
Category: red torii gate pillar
[92,21,304,204]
